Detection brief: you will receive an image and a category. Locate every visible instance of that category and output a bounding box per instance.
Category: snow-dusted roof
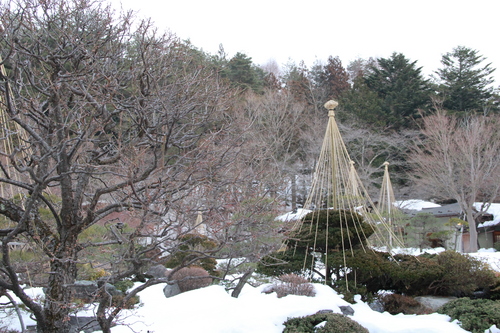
[275,208,311,222]
[476,203,500,228]
[394,200,441,211]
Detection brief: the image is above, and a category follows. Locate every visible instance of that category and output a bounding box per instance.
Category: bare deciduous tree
[340,123,418,198]
[410,110,500,252]
[0,0,268,332]
[241,89,320,210]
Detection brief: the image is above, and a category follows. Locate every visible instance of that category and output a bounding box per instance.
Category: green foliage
[164,234,219,276]
[389,254,444,296]
[76,224,132,274]
[296,209,374,252]
[114,279,134,293]
[3,249,38,263]
[339,76,386,128]
[257,209,373,284]
[489,275,500,300]
[257,248,314,277]
[334,281,370,304]
[432,250,496,296]
[283,313,368,333]
[436,46,496,113]
[329,250,495,299]
[405,213,452,250]
[437,298,500,333]
[365,52,431,129]
[222,52,265,93]
[78,224,108,243]
[333,250,442,297]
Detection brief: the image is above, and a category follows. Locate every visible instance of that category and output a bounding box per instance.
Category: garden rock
[339,305,355,316]
[414,296,457,312]
[163,283,181,298]
[146,264,168,278]
[69,280,121,302]
[368,299,384,313]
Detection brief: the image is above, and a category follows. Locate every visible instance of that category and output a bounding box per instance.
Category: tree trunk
[231,268,255,298]
[40,241,79,332]
[291,174,297,211]
[466,208,479,253]
[97,282,113,333]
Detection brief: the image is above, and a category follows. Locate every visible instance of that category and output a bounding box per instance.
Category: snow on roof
[394,200,441,211]
[275,208,312,222]
[476,203,500,228]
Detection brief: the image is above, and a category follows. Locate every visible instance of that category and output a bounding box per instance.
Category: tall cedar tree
[282,61,315,106]
[365,53,431,130]
[223,52,265,94]
[435,46,496,114]
[317,56,351,100]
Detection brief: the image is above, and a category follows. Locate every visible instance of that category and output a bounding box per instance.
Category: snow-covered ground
[2,249,500,333]
[3,200,500,333]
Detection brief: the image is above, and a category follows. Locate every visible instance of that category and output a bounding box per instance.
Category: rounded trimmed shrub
[283,313,368,333]
[432,250,496,297]
[164,234,219,276]
[437,297,500,333]
[170,266,212,292]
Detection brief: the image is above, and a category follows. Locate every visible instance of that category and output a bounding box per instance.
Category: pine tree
[223,52,265,93]
[435,46,496,114]
[365,53,431,129]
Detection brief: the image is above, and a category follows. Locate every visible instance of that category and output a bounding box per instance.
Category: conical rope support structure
[377,161,406,249]
[288,100,404,289]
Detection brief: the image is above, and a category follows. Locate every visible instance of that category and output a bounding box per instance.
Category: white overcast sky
[111,0,500,84]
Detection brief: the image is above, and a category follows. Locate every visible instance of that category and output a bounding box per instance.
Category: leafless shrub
[381,294,432,315]
[171,266,213,292]
[272,273,315,298]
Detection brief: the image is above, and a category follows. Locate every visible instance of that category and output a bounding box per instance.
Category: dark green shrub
[432,251,496,296]
[114,279,134,293]
[164,234,219,276]
[335,250,442,297]
[296,210,374,252]
[335,280,371,303]
[489,274,500,300]
[437,298,500,333]
[333,250,495,299]
[283,313,368,333]
[257,248,314,277]
[389,254,443,296]
[381,293,432,315]
[334,250,392,294]
[316,314,369,333]
[259,209,374,285]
